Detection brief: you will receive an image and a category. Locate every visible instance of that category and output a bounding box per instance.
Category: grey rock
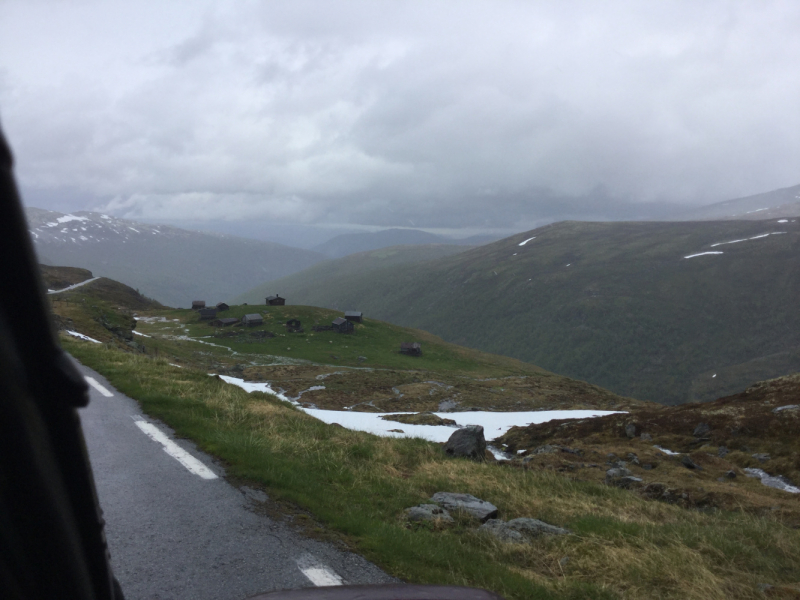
[626,453,640,466]
[718,446,729,458]
[752,453,771,463]
[443,425,486,461]
[533,444,559,455]
[405,504,454,524]
[605,453,618,463]
[606,467,633,479]
[431,492,498,522]
[642,464,654,471]
[773,404,800,413]
[693,423,711,437]
[640,433,653,441]
[681,455,699,470]
[624,423,637,438]
[480,518,570,543]
[725,470,737,479]
[610,460,628,469]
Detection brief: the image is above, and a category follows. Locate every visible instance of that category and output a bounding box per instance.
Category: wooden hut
[242,313,264,327]
[400,342,422,356]
[285,319,303,333]
[198,308,217,320]
[215,302,230,311]
[209,317,239,327]
[266,295,285,306]
[332,317,354,333]
[344,311,363,323]
[191,300,206,310]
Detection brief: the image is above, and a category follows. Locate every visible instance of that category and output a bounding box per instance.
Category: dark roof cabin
[242,313,264,326]
[191,300,206,310]
[344,311,363,323]
[215,302,230,311]
[332,317,354,333]
[209,317,239,327]
[198,307,217,320]
[266,295,285,306]
[400,342,422,356]
[285,319,303,332]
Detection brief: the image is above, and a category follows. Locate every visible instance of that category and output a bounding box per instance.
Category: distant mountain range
[26,207,325,307]
[311,228,499,258]
[241,217,800,405]
[676,183,800,221]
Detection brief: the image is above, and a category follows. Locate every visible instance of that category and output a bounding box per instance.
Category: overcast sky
[1,0,799,243]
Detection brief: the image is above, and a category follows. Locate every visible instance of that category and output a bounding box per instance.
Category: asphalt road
[75,360,394,600]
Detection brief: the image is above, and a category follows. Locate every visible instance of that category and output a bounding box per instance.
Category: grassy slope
[65,339,800,599]
[232,244,472,306]
[239,220,800,405]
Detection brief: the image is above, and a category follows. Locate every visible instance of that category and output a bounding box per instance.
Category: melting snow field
[710,231,786,248]
[66,330,101,344]
[217,375,621,447]
[518,236,536,246]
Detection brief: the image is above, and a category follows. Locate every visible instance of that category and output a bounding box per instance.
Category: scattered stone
[725,470,737,479]
[640,433,653,441]
[480,518,570,543]
[624,423,637,438]
[431,492,498,522]
[681,455,699,470]
[357,356,367,363]
[610,460,628,469]
[606,453,618,463]
[752,453,771,463]
[718,446,729,458]
[443,425,487,461]
[642,463,654,470]
[693,423,711,437]
[405,504,454,524]
[533,444,560,455]
[611,476,643,489]
[382,412,457,426]
[388,429,405,433]
[626,452,640,466]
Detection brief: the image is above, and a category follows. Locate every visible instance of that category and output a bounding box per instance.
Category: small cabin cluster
[332,317,354,333]
[242,313,264,327]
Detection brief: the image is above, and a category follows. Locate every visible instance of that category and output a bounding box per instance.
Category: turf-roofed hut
[215,302,230,311]
[191,300,205,310]
[344,310,363,323]
[242,313,263,327]
[332,317,354,333]
[209,317,239,327]
[266,294,285,306]
[198,307,217,320]
[400,342,422,356]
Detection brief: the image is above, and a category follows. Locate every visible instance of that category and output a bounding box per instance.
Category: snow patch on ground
[710,232,787,247]
[66,330,102,344]
[132,330,151,337]
[47,277,101,294]
[217,375,621,447]
[518,236,536,246]
[684,251,724,259]
[745,468,800,494]
[778,219,789,223]
[56,214,89,224]
[654,445,680,456]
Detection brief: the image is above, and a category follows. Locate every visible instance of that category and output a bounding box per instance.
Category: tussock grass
[67,339,800,599]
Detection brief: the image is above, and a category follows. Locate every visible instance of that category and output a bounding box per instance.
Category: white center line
[85,376,113,397]
[134,420,218,480]
[296,554,344,587]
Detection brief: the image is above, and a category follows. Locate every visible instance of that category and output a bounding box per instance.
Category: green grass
[65,338,800,599]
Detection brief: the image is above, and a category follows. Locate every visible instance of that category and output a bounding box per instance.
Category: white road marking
[296,554,344,587]
[134,420,218,480]
[85,376,114,397]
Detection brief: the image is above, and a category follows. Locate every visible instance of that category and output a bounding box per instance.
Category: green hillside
[239,219,800,405]
[233,243,471,306]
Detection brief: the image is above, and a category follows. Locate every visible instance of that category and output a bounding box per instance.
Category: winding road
[75,360,394,600]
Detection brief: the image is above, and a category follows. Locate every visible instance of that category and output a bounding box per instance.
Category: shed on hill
[191,300,205,310]
[332,317,354,333]
[266,295,285,306]
[286,319,303,332]
[400,342,422,357]
[344,311,363,323]
[242,313,264,327]
[216,302,230,311]
[209,317,239,327]
[198,308,217,320]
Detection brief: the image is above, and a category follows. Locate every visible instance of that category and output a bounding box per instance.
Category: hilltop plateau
[241,218,800,405]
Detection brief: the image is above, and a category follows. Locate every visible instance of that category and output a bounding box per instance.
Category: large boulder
[404,504,454,524]
[430,492,498,522]
[480,518,570,543]
[443,425,486,461]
